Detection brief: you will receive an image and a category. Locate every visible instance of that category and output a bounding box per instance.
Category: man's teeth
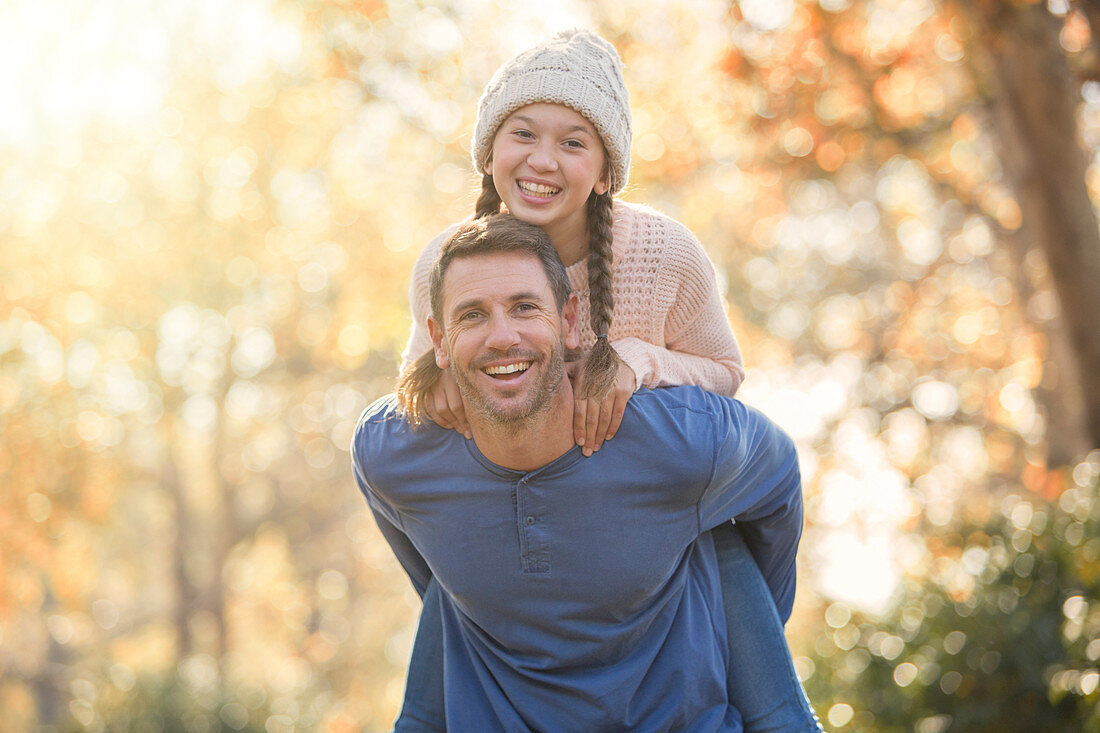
[518,181,560,197]
[484,362,531,376]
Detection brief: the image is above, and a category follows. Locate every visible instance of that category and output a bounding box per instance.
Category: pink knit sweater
[401,200,744,397]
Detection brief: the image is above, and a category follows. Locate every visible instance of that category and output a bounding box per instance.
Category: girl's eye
[564,139,584,149]
[513,129,534,139]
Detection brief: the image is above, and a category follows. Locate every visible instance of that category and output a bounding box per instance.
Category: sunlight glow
[743,357,912,613]
[0,0,301,152]
[741,0,796,32]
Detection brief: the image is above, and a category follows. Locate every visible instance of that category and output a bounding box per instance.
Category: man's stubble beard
[452,339,566,431]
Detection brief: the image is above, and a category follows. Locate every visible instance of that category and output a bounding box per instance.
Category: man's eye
[460,311,483,321]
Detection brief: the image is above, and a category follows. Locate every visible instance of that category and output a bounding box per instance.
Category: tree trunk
[976,1,1100,460]
[164,424,194,658]
[32,593,67,726]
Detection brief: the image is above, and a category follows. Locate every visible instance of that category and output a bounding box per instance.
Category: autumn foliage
[1,1,1098,731]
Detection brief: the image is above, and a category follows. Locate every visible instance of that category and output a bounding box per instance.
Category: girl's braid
[475,174,503,219]
[579,190,619,400]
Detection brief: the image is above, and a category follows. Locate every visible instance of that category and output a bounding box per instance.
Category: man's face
[428,252,578,424]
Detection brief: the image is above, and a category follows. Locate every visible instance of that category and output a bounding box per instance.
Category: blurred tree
[694,2,1100,729]
[709,0,1097,467]
[1,1,426,729]
[969,0,1100,460]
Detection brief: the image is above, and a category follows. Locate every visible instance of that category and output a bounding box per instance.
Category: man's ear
[427,317,449,369]
[561,292,580,351]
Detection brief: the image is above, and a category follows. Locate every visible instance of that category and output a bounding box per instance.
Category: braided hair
[577,189,619,400]
[395,348,441,426]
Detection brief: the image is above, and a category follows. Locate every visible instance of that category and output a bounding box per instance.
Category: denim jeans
[393,524,821,732]
[712,521,822,732]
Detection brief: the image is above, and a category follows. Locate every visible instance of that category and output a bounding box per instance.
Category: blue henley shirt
[352,386,803,732]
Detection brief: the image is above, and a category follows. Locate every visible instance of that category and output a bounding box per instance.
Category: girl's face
[486,103,609,255]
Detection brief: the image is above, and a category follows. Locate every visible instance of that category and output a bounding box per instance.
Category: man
[352,215,805,731]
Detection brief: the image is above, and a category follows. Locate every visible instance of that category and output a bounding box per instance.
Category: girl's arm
[613,218,744,397]
[613,290,744,397]
[574,209,744,452]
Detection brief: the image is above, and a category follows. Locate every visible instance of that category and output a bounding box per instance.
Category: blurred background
[2,0,1099,731]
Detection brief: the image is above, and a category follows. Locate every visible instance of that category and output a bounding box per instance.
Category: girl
[393,30,820,732]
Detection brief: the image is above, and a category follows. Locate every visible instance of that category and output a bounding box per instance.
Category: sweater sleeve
[400,226,459,372]
[612,213,744,396]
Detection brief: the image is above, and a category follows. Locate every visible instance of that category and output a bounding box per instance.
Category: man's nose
[484,314,521,350]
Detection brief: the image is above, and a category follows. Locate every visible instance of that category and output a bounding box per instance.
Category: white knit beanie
[472,30,632,195]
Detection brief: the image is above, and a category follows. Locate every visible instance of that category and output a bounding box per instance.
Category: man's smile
[483,361,532,377]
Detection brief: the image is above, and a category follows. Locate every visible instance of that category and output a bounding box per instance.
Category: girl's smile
[486,103,609,264]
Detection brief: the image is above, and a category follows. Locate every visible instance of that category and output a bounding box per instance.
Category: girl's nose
[526,144,558,172]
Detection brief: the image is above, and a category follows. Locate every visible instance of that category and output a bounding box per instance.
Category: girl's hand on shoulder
[424,368,471,439]
[571,358,635,457]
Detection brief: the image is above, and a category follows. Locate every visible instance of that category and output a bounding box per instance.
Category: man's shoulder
[352,394,442,462]
[351,393,470,496]
[625,387,765,447]
[622,386,726,446]
[356,393,403,430]
[630,385,740,417]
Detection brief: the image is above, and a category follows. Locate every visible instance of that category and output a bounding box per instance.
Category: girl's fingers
[583,399,601,455]
[426,373,459,430]
[603,361,635,443]
[442,377,470,438]
[573,397,588,448]
[590,397,615,452]
[434,391,458,430]
[605,390,629,441]
[427,401,454,430]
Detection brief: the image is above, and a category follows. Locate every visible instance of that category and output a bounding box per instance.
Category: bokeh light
[3,0,1100,731]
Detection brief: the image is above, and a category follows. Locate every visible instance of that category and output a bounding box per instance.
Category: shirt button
[525,516,535,525]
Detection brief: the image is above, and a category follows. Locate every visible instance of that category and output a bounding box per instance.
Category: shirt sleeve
[697,396,803,621]
[351,409,433,598]
[369,505,432,600]
[612,219,745,397]
[400,226,459,372]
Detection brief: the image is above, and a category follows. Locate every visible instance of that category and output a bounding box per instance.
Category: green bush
[804,482,1100,732]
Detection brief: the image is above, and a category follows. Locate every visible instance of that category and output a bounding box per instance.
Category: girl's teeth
[519,182,559,197]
